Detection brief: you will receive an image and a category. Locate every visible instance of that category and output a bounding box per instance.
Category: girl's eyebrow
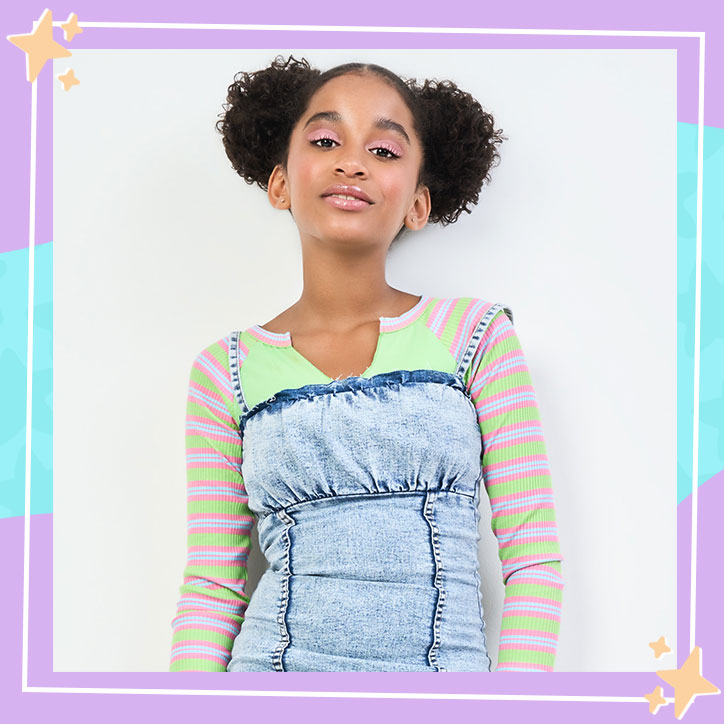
[302,110,411,146]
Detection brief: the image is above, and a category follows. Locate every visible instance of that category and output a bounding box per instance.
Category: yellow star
[656,646,720,719]
[60,13,84,43]
[649,635,672,659]
[7,9,72,83]
[57,68,80,92]
[643,685,668,715]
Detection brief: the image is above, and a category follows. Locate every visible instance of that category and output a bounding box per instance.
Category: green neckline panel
[238,315,458,414]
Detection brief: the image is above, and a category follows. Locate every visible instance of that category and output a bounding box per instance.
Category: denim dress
[225,299,510,672]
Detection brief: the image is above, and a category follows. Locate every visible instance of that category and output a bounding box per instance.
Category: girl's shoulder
[185,333,242,425]
[422,295,514,338]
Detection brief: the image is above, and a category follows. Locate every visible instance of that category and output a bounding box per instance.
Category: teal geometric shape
[677,123,724,503]
[0,242,52,519]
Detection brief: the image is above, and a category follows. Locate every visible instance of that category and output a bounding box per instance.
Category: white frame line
[17,687,672,701]
[55,21,704,36]
[23,69,38,698]
[690,30,705,655]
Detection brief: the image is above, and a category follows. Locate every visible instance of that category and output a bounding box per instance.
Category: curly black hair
[216,54,506,238]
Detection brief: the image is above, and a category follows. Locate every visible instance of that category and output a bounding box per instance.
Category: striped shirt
[170,297,564,672]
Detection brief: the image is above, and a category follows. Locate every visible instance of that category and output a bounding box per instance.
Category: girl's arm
[466,308,565,672]
[169,338,254,671]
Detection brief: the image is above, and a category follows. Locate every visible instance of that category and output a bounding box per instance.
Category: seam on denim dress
[271,508,295,672]
[472,475,491,671]
[458,306,506,673]
[228,330,250,418]
[455,302,506,383]
[276,487,474,516]
[422,492,447,672]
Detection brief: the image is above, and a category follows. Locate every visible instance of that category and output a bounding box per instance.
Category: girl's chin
[307,228,393,246]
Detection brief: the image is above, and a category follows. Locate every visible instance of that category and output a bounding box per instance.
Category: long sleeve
[465,307,565,672]
[170,337,255,671]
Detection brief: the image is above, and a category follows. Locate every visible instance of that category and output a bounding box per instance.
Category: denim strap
[228,330,250,418]
[455,303,514,382]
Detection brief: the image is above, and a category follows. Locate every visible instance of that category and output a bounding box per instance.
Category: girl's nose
[334,154,368,178]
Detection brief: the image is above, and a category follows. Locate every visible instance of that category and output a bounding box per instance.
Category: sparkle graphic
[60,12,83,43]
[649,635,672,659]
[643,685,668,715]
[57,68,80,91]
[656,646,720,719]
[7,9,72,83]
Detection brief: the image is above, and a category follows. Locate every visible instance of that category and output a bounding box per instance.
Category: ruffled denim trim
[239,368,472,436]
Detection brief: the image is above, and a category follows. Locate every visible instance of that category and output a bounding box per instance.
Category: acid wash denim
[226,314,499,672]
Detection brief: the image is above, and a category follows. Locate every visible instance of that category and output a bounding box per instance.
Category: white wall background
[53,48,677,672]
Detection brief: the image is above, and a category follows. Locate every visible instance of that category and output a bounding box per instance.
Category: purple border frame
[2,2,722,722]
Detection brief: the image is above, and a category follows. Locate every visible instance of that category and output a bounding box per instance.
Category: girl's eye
[371,146,401,160]
[311,136,338,149]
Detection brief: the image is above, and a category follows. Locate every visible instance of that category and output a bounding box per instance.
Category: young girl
[169,55,564,673]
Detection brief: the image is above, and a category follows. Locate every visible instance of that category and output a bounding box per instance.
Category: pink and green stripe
[449,301,564,672]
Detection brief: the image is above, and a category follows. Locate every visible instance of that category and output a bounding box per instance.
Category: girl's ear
[404,185,431,231]
[267,164,290,210]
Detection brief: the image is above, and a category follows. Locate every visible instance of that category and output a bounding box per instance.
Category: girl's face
[271,72,430,248]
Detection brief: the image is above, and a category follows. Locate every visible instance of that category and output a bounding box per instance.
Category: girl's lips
[322,195,372,211]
